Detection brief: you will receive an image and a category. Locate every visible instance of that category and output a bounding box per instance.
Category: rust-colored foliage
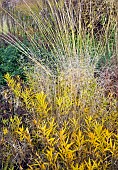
[100,56,118,99]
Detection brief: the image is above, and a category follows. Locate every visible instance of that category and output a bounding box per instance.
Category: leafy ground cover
[0,70,118,170]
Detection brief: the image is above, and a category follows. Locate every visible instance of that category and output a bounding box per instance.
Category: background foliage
[0,45,25,86]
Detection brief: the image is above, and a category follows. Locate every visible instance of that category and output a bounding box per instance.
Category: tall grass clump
[0,0,118,169]
[0,0,117,72]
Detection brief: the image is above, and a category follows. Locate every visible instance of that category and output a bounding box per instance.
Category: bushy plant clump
[0,70,117,170]
[0,45,25,87]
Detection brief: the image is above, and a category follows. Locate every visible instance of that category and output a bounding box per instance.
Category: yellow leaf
[3,127,8,135]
